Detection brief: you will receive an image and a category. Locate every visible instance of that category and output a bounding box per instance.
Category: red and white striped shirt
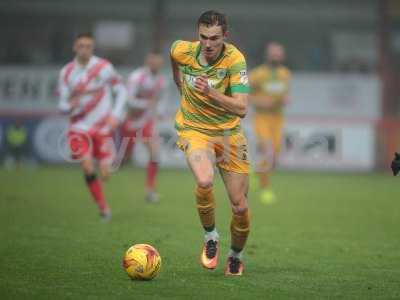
[125,67,166,129]
[58,56,127,135]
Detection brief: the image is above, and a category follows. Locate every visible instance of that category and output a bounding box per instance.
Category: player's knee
[99,164,111,180]
[84,173,97,183]
[231,196,248,215]
[197,177,213,189]
[81,162,94,175]
[232,205,248,215]
[100,170,110,181]
[82,167,94,177]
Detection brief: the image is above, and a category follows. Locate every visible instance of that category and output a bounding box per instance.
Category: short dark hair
[197,10,228,34]
[148,49,162,56]
[75,32,94,41]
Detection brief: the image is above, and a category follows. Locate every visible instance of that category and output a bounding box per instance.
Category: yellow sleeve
[280,67,292,82]
[249,67,264,92]
[286,70,292,93]
[170,40,192,65]
[286,69,292,82]
[228,51,250,94]
[281,68,292,94]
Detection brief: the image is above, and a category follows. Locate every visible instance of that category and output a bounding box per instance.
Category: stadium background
[1,0,400,171]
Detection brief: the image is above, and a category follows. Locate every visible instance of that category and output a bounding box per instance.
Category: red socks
[146,161,158,190]
[85,174,108,212]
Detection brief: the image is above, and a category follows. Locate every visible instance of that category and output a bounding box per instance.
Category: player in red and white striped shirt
[120,52,166,203]
[58,33,127,219]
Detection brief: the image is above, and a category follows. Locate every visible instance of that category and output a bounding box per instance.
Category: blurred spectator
[4,121,29,169]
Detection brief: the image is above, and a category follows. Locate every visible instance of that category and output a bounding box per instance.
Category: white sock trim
[204,228,219,242]
[228,249,242,259]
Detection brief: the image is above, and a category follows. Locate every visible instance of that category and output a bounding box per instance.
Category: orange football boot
[200,239,219,269]
[224,256,244,276]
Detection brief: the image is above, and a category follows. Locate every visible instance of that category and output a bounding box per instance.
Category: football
[122,244,162,280]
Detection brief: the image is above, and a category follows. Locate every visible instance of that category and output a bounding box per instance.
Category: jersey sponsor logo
[207,78,221,88]
[184,74,197,88]
[184,74,221,89]
[264,81,286,94]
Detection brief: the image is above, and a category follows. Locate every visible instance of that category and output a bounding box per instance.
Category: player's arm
[282,94,290,105]
[170,40,190,92]
[282,70,292,106]
[197,53,250,118]
[126,74,148,110]
[154,77,166,101]
[170,55,182,92]
[248,68,276,109]
[195,75,248,118]
[57,69,79,114]
[152,77,167,116]
[250,88,291,109]
[213,91,248,118]
[250,94,275,109]
[108,65,128,129]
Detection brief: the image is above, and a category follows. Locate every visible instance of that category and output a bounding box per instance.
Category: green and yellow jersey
[171,40,250,136]
[249,64,291,114]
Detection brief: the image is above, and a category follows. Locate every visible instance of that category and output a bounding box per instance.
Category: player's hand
[194,75,210,95]
[108,115,120,132]
[69,96,80,109]
[148,96,158,110]
[263,96,276,107]
[391,152,400,176]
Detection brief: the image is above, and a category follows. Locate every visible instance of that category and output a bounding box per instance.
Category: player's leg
[188,148,220,269]
[80,157,110,219]
[14,146,23,169]
[260,115,284,204]
[254,114,277,204]
[177,131,219,269]
[257,137,277,204]
[119,120,136,165]
[256,138,273,186]
[93,132,116,218]
[142,121,160,203]
[217,133,250,276]
[81,155,106,208]
[67,129,111,219]
[271,115,284,160]
[220,169,250,276]
[253,114,273,189]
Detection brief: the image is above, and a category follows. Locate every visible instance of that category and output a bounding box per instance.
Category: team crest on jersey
[216,69,227,79]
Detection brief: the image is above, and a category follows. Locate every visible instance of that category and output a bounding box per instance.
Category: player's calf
[84,173,110,218]
[196,185,220,269]
[226,205,250,276]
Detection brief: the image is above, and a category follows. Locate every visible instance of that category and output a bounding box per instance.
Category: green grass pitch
[0,166,399,299]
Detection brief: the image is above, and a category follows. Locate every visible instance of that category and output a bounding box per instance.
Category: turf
[0,166,399,299]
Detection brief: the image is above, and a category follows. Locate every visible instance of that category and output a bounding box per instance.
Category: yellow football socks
[195,186,216,231]
[230,210,250,252]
